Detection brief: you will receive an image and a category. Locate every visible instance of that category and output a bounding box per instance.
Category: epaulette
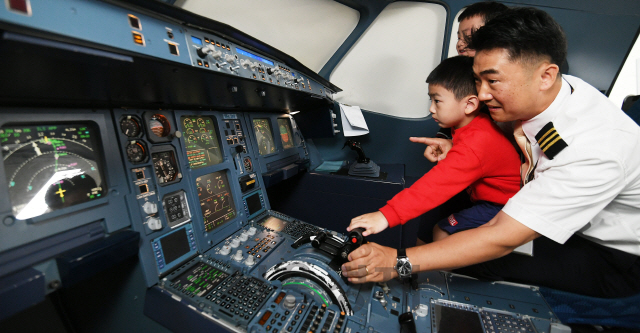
[535,122,568,160]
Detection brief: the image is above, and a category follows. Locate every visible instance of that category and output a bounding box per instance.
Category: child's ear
[464,95,479,115]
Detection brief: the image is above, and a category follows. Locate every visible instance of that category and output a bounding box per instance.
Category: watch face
[396,258,412,277]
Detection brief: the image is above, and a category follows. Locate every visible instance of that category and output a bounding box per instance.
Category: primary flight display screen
[277,118,294,150]
[1,123,106,220]
[253,119,276,155]
[196,170,236,232]
[181,116,223,169]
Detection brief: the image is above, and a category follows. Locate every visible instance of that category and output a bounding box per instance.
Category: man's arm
[342,211,540,283]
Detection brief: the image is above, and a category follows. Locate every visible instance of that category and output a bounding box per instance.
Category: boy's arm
[379,143,483,228]
[410,137,453,162]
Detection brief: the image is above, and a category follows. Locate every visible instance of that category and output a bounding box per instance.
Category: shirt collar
[521,77,571,144]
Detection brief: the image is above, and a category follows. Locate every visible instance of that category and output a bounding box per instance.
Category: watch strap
[398,248,406,258]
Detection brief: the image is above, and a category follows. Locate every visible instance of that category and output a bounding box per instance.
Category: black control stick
[292,228,368,271]
[343,140,369,164]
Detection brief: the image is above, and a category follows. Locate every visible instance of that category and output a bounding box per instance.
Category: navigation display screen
[433,305,484,333]
[1,123,106,220]
[181,116,223,169]
[253,119,276,155]
[196,170,236,232]
[277,118,294,150]
[160,227,190,265]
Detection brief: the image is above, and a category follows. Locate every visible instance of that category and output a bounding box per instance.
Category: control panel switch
[232,250,244,262]
[415,304,429,317]
[142,201,158,215]
[239,232,249,242]
[220,244,232,256]
[147,216,162,230]
[283,294,296,310]
[230,238,241,248]
[247,226,257,236]
[244,255,255,266]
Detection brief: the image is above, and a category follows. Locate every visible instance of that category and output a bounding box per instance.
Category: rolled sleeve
[503,147,625,244]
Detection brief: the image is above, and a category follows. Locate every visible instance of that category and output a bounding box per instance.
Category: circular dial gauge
[120,117,141,138]
[243,156,252,172]
[152,151,179,184]
[126,141,147,164]
[149,114,171,138]
[1,123,106,220]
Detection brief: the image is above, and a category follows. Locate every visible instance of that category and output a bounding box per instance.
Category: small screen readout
[277,118,294,150]
[245,192,263,216]
[159,227,191,265]
[181,116,223,169]
[236,47,274,66]
[191,36,202,45]
[253,119,276,156]
[433,305,484,333]
[196,170,236,232]
[260,216,288,232]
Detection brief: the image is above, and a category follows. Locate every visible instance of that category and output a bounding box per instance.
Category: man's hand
[347,211,389,237]
[341,242,397,283]
[410,137,453,162]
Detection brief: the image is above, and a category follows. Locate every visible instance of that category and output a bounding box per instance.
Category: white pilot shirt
[502,75,640,256]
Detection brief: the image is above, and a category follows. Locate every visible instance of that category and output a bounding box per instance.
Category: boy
[348,56,520,241]
[456,1,508,57]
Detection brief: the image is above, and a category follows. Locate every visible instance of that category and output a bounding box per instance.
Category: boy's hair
[468,7,567,67]
[458,1,509,24]
[426,56,477,100]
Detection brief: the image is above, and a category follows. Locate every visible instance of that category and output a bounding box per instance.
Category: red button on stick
[352,238,357,243]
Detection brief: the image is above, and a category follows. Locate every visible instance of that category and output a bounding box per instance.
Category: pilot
[345,7,640,299]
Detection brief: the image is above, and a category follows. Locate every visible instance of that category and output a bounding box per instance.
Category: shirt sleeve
[502,147,625,244]
[380,143,484,227]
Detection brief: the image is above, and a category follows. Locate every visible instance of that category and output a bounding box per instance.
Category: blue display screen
[236,47,274,66]
[191,36,202,45]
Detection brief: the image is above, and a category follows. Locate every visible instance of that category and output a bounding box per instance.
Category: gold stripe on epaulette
[542,136,562,152]
[537,127,556,143]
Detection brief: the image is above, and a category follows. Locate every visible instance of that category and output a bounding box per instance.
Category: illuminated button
[351,238,357,243]
[132,31,145,46]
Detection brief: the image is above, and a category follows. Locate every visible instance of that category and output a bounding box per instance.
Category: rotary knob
[224,53,236,64]
[142,201,158,215]
[147,216,162,230]
[232,250,244,262]
[196,44,215,58]
[220,244,231,255]
[230,238,241,248]
[244,255,255,266]
[239,232,249,242]
[283,294,296,310]
[247,226,257,236]
[415,304,429,317]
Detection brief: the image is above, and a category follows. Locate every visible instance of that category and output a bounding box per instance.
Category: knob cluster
[218,226,260,266]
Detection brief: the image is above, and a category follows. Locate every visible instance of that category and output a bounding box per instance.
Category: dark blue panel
[0,268,45,321]
[313,107,439,179]
[56,230,140,288]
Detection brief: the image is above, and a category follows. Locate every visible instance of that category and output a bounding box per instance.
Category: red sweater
[380,113,521,228]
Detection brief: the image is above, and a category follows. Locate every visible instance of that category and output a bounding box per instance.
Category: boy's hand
[410,137,453,162]
[347,211,389,236]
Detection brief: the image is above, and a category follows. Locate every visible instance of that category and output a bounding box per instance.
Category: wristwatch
[395,248,412,279]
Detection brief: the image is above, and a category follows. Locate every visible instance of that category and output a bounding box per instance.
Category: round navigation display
[1,123,106,220]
